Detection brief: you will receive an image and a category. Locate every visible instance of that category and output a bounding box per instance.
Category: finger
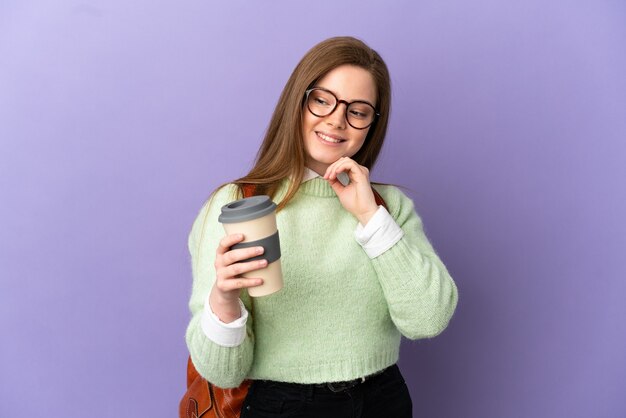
[323,160,337,180]
[323,157,348,180]
[217,277,264,292]
[223,258,268,279]
[216,233,245,256]
[332,159,362,183]
[222,246,264,266]
[342,161,371,184]
[325,157,351,181]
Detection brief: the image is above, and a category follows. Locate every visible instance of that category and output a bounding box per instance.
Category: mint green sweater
[185,178,458,388]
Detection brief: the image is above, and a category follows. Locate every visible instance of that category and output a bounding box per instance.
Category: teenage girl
[186,36,458,417]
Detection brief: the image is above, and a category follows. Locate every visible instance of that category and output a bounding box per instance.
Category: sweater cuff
[354,206,405,259]
[201,298,248,347]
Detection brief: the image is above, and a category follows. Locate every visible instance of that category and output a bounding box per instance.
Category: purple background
[1,1,625,417]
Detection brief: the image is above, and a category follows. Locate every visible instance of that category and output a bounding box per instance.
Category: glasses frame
[304,87,380,130]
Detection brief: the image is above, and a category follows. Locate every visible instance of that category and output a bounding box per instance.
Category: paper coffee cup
[218,195,283,297]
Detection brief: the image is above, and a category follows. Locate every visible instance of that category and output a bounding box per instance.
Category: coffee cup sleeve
[230,231,281,264]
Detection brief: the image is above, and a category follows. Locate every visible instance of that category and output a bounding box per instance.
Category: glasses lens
[307,89,336,117]
[306,89,377,129]
[347,102,376,129]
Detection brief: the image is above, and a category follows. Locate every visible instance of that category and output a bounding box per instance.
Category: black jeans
[240,364,412,418]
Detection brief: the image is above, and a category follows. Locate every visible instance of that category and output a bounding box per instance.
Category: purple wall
[1,1,625,417]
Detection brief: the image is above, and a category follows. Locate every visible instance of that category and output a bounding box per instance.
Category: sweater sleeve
[371,185,459,340]
[184,184,255,388]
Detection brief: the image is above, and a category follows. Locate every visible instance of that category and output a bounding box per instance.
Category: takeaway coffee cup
[218,195,283,297]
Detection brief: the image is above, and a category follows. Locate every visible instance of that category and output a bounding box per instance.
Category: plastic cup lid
[218,195,277,223]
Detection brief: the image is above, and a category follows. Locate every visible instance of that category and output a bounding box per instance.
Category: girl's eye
[349,109,367,118]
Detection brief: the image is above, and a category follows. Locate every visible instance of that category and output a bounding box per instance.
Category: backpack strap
[371,186,388,211]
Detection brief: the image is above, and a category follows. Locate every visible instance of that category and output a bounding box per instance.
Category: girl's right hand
[209,233,266,321]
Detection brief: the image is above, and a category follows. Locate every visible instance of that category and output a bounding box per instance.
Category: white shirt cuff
[355,206,404,258]
[201,298,249,347]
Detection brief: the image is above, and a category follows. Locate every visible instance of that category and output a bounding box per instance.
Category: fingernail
[256,247,263,254]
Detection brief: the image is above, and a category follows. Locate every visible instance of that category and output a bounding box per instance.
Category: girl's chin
[305,160,330,173]
[308,154,340,166]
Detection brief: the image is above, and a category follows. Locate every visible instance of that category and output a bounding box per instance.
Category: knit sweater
[185,178,458,388]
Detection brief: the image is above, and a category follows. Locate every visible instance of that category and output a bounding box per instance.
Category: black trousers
[240,364,412,418]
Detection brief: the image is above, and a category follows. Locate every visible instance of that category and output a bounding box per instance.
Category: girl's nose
[325,102,347,129]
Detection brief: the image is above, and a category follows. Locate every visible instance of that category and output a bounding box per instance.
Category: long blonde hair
[229,36,391,210]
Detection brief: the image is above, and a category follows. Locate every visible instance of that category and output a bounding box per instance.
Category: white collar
[302,167,322,183]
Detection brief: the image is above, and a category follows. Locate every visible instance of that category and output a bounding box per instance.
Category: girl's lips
[316,131,346,143]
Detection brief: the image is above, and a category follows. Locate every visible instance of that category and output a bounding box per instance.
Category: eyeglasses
[304,87,379,130]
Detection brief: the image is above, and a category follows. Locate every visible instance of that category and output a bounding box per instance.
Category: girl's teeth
[318,133,342,143]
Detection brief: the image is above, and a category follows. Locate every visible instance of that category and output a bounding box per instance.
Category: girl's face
[302,65,377,175]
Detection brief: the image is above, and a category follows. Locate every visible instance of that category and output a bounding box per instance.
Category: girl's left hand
[324,157,379,225]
